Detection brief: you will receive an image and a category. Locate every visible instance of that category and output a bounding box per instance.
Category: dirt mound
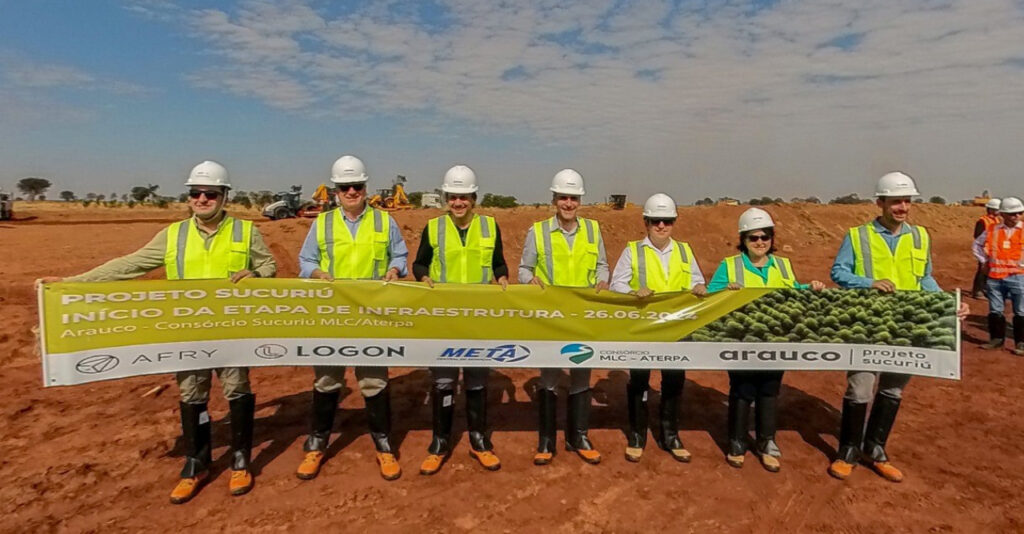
[1,203,1019,532]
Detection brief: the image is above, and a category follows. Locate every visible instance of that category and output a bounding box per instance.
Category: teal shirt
[707,253,810,293]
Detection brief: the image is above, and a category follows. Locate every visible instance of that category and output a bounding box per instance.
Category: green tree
[59,190,76,201]
[130,184,159,202]
[17,177,52,201]
[407,191,423,207]
[232,191,253,209]
[481,193,518,208]
[928,196,946,204]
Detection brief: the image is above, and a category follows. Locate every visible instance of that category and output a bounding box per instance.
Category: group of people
[972,197,1024,355]
[40,160,969,504]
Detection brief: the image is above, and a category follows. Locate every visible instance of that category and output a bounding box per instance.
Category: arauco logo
[561,343,594,365]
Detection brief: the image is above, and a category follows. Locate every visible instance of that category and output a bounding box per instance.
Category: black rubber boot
[972,266,987,298]
[985,313,1006,349]
[228,393,255,471]
[727,393,751,458]
[626,382,648,450]
[863,394,901,463]
[755,395,781,459]
[658,384,686,457]
[427,386,454,455]
[303,390,339,452]
[536,389,556,461]
[565,390,599,463]
[179,402,212,478]
[1013,316,1024,354]
[466,388,492,452]
[365,387,394,453]
[836,399,868,464]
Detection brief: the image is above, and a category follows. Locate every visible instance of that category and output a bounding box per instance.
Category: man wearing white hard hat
[294,155,409,482]
[519,169,609,466]
[707,208,825,472]
[973,198,1002,298]
[38,161,277,503]
[610,193,707,463]
[829,171,968,483]
[412,164,510,474]
[972,196,1024,355]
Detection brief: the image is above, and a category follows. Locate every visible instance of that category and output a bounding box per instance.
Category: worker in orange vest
[973,197,1024,354]
[972,198,1002,298]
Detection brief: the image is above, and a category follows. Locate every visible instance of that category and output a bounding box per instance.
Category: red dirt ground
[1,203,1020,533]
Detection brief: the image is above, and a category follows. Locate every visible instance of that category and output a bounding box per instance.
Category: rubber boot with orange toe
[658,383,691,463]
[228,393,255,496]
[755,395,781,473]
[566,390,601,464]
[170,402,212,504]
[625,382,648,462]
[534,389,556,465]
[863,393,903,483]
[828,399,867,480]
[296,389,338,480]
[466,388,500,471]
[366,387,401,481]
[726,393,750,468]
[420,386,453,475]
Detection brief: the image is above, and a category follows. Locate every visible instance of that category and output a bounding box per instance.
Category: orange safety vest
[985,226,1024,279]
[979,214,1000,235]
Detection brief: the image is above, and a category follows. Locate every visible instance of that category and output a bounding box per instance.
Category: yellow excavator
[369,175,413,211]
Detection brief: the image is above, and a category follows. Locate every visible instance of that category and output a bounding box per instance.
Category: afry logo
[75,354,120,374]
[561,343,594,365]
[440,344,531,363]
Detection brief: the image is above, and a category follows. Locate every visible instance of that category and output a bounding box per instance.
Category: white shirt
[610,237,705,294]
[973,222,1023,263]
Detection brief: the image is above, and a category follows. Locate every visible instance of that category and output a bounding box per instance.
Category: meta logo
[254,344,287,360]
[75,354,120,374]
[561,343,594,365]
[440,344,531,363]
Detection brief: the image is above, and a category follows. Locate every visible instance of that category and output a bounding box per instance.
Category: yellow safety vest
[532,216,600,287]
[427,214,497,284]
[315,207,391,279]
[848,223,930,291]
[628,240,694,292]
[165,216,252,280]
[723,254,796,288]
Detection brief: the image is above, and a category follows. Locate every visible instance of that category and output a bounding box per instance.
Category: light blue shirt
[298,207,408,279]
[830,219,940,292]
[707,253,810,293]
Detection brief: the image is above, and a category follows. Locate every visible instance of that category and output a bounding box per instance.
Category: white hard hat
[1000,197,1024,214]
[442,165,478,194]
[874,171,920,197]
[986,198,1002,210]
[331,155,368,184]
[185,160,231,189]
[642,193,678,218]
[738,207,774,232]
[550,169,585,196]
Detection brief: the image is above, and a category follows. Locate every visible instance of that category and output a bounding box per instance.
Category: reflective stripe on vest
[533,217,600,287]
[316,207,389,279]
[848,223,929,291]
[724,254,796,288]
[428,214,497,284]
[165,217,252,280]
[984,226,1024,279]
[628,240,693,292]
[981,215,1000,235]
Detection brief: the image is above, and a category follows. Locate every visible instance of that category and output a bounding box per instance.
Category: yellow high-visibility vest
[315,207,391,279]
[165,217,252,280]
[723,254,796,288]
[532,216,600,287]
[848,223,930,291]
[427,214,497,284]
[628,240,693,292]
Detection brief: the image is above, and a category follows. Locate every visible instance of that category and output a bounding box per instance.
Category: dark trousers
[629,369,685,392]
[728,371,783,402]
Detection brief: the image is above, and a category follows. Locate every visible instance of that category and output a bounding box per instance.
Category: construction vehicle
[262,185,334,220]
[972,189,992,207]
[607,194,627,210]
[0,189,12,220]
[369,175,413,211]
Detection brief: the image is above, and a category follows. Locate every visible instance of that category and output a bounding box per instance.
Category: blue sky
[2,0,1023,203]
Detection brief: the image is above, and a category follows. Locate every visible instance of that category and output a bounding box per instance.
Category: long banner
[37,280,961,386]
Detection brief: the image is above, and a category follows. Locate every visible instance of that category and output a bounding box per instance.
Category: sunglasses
[336,183,365,193]
[188,190,221,200]
[746,234,771,242]
[648,218,675,226]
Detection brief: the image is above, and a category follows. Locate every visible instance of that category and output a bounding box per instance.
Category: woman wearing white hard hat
[412,164,510,474]
[706,207,825,472]
[610,193,707,463]
[519,169,609,466]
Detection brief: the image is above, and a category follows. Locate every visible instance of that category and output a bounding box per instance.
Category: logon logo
[561,343,594,365]
[254,344,287,360]
[75,354,120,374]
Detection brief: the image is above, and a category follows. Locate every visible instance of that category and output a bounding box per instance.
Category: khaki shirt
[66,215,277,282]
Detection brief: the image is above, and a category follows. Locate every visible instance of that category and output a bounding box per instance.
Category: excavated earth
[0,202,1020,533]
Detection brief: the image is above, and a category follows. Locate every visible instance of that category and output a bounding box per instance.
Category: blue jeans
[986,275,1024,316]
